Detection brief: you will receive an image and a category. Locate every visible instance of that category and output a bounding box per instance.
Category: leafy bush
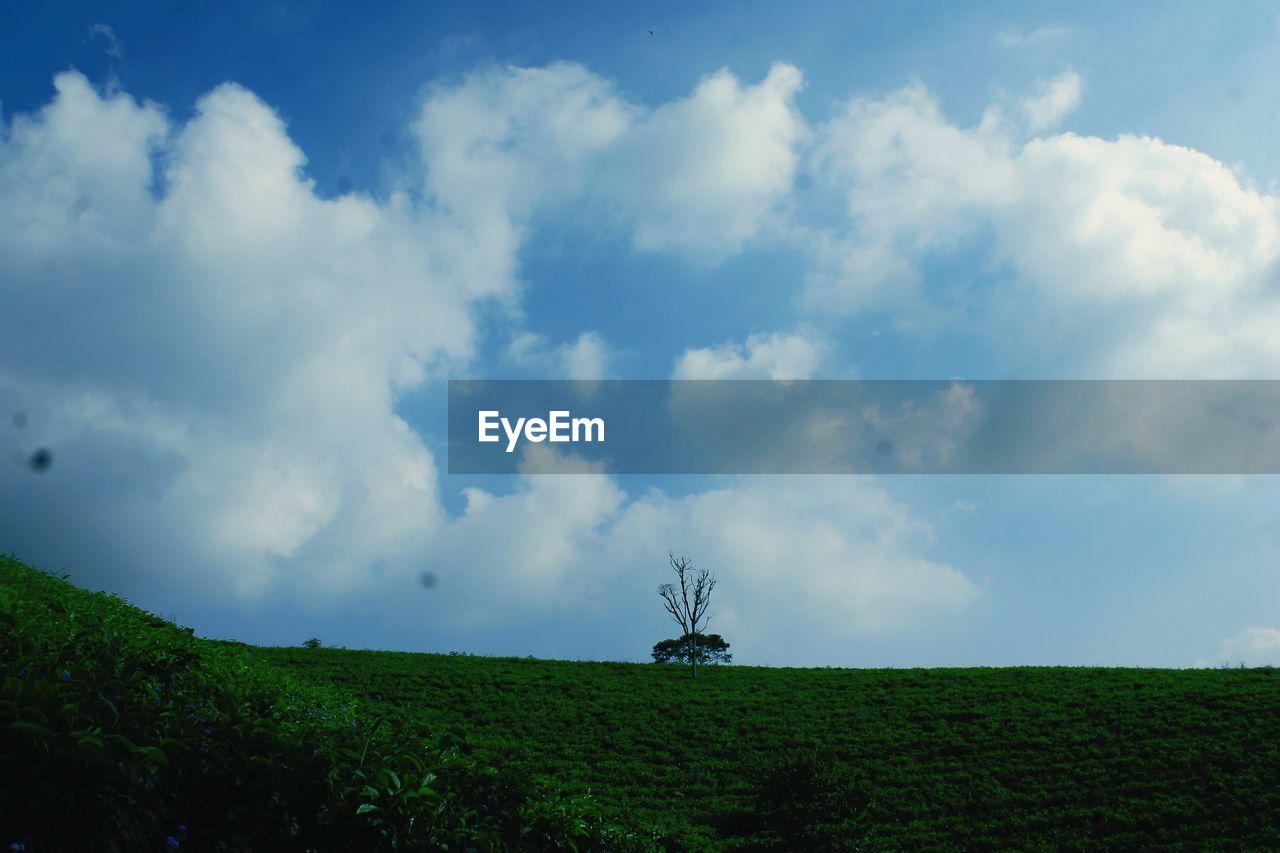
[748,749,873,850]
[651,633,732,665]
[0,555,653,851]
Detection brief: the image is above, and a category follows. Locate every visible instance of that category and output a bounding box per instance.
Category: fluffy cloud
[0,64,1080,655]
[611,475,980,656]
[1,69,970,660]
[807,82,1017,313]
[997,133,1280,375]
[9,58,1276,666]
[560,332,611,380]
[672,330,825,379]
[416,448,979,658]
[1023,70,1081,132]
[414,62,632,302]
[414,448,629,623]
[508,331,612,379]
[608,63,806,259]
[808,75,1280,376]
[1204,627,1280,667]
[2,64,802,607]
[0,73,476,601]
[420,61,806,264]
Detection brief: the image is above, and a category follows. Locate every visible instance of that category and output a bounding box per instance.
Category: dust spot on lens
[419,571,438,590]
[336,175,353,194]
[67,195,91,222]
[12,411,26,429]
[29,447,53,472]
[876,439,894,456]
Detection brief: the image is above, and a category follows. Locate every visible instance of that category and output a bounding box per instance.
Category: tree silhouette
[657,554,717,678]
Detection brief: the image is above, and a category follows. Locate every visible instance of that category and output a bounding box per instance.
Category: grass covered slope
[6,552,1280,851]
[254,645,1280,850]
[0,556,652,852]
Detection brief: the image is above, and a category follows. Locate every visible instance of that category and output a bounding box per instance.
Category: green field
[5,553,1280,850]
[254,648,1280,850]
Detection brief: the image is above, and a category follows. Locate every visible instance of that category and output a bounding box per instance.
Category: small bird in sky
[648,30,654,36]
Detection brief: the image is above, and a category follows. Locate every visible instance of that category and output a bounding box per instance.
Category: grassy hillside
[255,646,1280,850]
[0,555,652,852]
[5,553,1280,850]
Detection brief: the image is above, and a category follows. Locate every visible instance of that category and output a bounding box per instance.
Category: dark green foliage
[8,554,1280,851]
[652,632,732,665]
[745,750,872,850]
[254,645,1280,850]
[0,555,656,852]
[303,637,323,649]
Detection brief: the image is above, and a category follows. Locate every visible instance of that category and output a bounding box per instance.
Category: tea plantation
[1,556,651,852]
[6,553,1280,850]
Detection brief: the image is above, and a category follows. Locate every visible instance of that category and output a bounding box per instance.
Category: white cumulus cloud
[414,61,806,267]
[673,330,825,379]
[1202,627,1280,667]
[806,75,1280,377]
[1023,70,1082,132]
[609,62,807,259]
[507,330,612,379]
[609,475,982,655]
[0,73,489,601]
[412,449,980,660]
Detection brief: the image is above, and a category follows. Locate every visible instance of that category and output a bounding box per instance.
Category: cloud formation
[420,448,979,658]
[415,61,806,266]
[807,75,1280,376]
[1,73,473,600]
[673,330,825,379]
[610,63,806,259]
[8,58,1273,661]
[1,68,967,658]
[508,331,613,379]
[1205,627,1280,667]
[1022,70,1082,132]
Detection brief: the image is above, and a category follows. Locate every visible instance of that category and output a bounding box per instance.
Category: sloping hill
[6,552,1280,850]
[0,555,651,852]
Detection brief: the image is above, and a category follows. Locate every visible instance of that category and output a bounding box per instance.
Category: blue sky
[2,1,1280,667]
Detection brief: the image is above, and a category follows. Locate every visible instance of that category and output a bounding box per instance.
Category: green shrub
[0,555,652,852]
[748,749,873,850]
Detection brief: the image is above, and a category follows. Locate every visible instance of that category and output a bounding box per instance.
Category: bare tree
[657,553,717,678]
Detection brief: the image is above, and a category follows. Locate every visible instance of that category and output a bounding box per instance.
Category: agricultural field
[256,646,1280,849]
[6,553,1280,850]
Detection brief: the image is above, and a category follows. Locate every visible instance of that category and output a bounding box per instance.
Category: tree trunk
[690,634,698,679]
